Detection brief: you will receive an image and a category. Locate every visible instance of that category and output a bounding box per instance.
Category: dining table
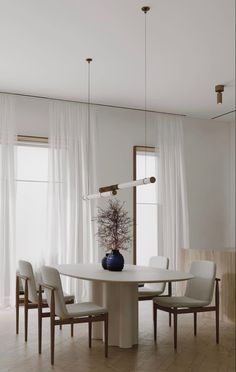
[55,263,194,348]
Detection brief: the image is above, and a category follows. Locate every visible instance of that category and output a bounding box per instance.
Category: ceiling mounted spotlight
[215,84,224,104]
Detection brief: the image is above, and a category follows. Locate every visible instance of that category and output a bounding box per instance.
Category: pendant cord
[141,6,150,178]
[86,58,92,195]
[88,62,90,194]
[144,10,147,178]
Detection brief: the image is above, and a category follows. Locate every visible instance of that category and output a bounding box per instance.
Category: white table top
[55,263,193,283]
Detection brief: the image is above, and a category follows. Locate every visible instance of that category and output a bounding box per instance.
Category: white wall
[15,95,49,137]
[229,122,235,248]
[183,117,235,250]
[14,95,235,263]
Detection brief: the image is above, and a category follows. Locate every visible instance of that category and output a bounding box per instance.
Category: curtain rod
[0,90,186,117]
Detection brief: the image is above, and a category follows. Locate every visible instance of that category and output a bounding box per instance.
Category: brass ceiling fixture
[215,84,224,104]
[141,6,150,13]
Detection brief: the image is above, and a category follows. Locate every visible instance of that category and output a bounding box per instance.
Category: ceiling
[0,0,235,122]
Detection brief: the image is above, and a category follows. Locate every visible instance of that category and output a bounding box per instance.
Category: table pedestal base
[91,281,138,348]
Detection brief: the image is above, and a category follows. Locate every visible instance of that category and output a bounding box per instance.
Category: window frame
[133,145,156,264]
[15,134,50,265]
[17,135,48,144]
[16,135,49,183]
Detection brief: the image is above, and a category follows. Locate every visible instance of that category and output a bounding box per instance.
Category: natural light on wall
[136,151,158,266]
[16,144,48,270]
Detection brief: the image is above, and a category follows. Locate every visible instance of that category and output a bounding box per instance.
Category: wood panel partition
[179,249,235,324]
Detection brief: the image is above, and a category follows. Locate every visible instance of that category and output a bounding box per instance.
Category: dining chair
[138,256,172,325]
[138,256,170,300]
[15,269,25,308]
[153,260,220,349]
[40,266,109,365]
[16,260,74,353]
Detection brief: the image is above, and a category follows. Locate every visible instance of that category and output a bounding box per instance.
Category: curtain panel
[155,114,189,270]
[48,101,97,301]
[0,94,16,307]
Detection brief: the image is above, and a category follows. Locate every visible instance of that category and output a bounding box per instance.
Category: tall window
[133,146,158,265]
[16,137,48,267]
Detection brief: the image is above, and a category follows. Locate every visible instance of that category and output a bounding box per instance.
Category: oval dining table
[55,263,194,348]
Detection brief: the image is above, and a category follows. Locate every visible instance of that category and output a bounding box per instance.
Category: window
[133,146,158,265]
[16,137,49,267]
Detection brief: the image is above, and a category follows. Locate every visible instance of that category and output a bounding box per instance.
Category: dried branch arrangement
[96,199,132,252]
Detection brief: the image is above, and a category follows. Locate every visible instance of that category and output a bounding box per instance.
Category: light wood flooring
[0,302,235,372]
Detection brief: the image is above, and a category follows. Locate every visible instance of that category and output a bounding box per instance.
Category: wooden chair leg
[24,280,29,342]
[216,308,219,344]
[88,316,92,348]
[173,309,178,350]
[50,320,55,365]
[215,279,220,344]
[104,313,108,358]
[38,308,42,354]
[169,312,171,327]
[24,305,28,342]
[71,323,74,337]
[38,286,43,354]
[50,291,55,365]
[16,276,19,334]
[153,302,157,342]
[59,320,62,330]
[194,312,197,336]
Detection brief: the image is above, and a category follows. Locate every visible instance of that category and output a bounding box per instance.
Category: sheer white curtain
[0,94,16,307]
[155,114,189,270]
[48,101,97,301]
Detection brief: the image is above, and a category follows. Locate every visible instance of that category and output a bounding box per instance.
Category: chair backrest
[145,256,169,293]
[41,266,68,318]
[19,260,38,303]
[185,260,216,305]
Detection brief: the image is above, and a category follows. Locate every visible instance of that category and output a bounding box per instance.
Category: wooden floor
[0,302,235,372]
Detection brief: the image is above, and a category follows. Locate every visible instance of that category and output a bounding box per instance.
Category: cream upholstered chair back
[185,260,216,305]
[146,256,169,293]
[41,266,68,318]
[19,260,38,303]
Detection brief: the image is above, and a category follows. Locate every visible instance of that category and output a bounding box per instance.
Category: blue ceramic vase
[107,250,124,271]
[101,253,110,270]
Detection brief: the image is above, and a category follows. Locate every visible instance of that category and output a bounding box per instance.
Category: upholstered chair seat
[138,287,164,298]
[65,302,108,318]
[154,296,210,308]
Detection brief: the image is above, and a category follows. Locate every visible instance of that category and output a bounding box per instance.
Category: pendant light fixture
[83,6,156,201]
[142,5,150,180]
[215,84,224,104]
[84,58,117,201]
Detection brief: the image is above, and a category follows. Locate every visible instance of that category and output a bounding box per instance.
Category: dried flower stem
[96,199,132,251]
